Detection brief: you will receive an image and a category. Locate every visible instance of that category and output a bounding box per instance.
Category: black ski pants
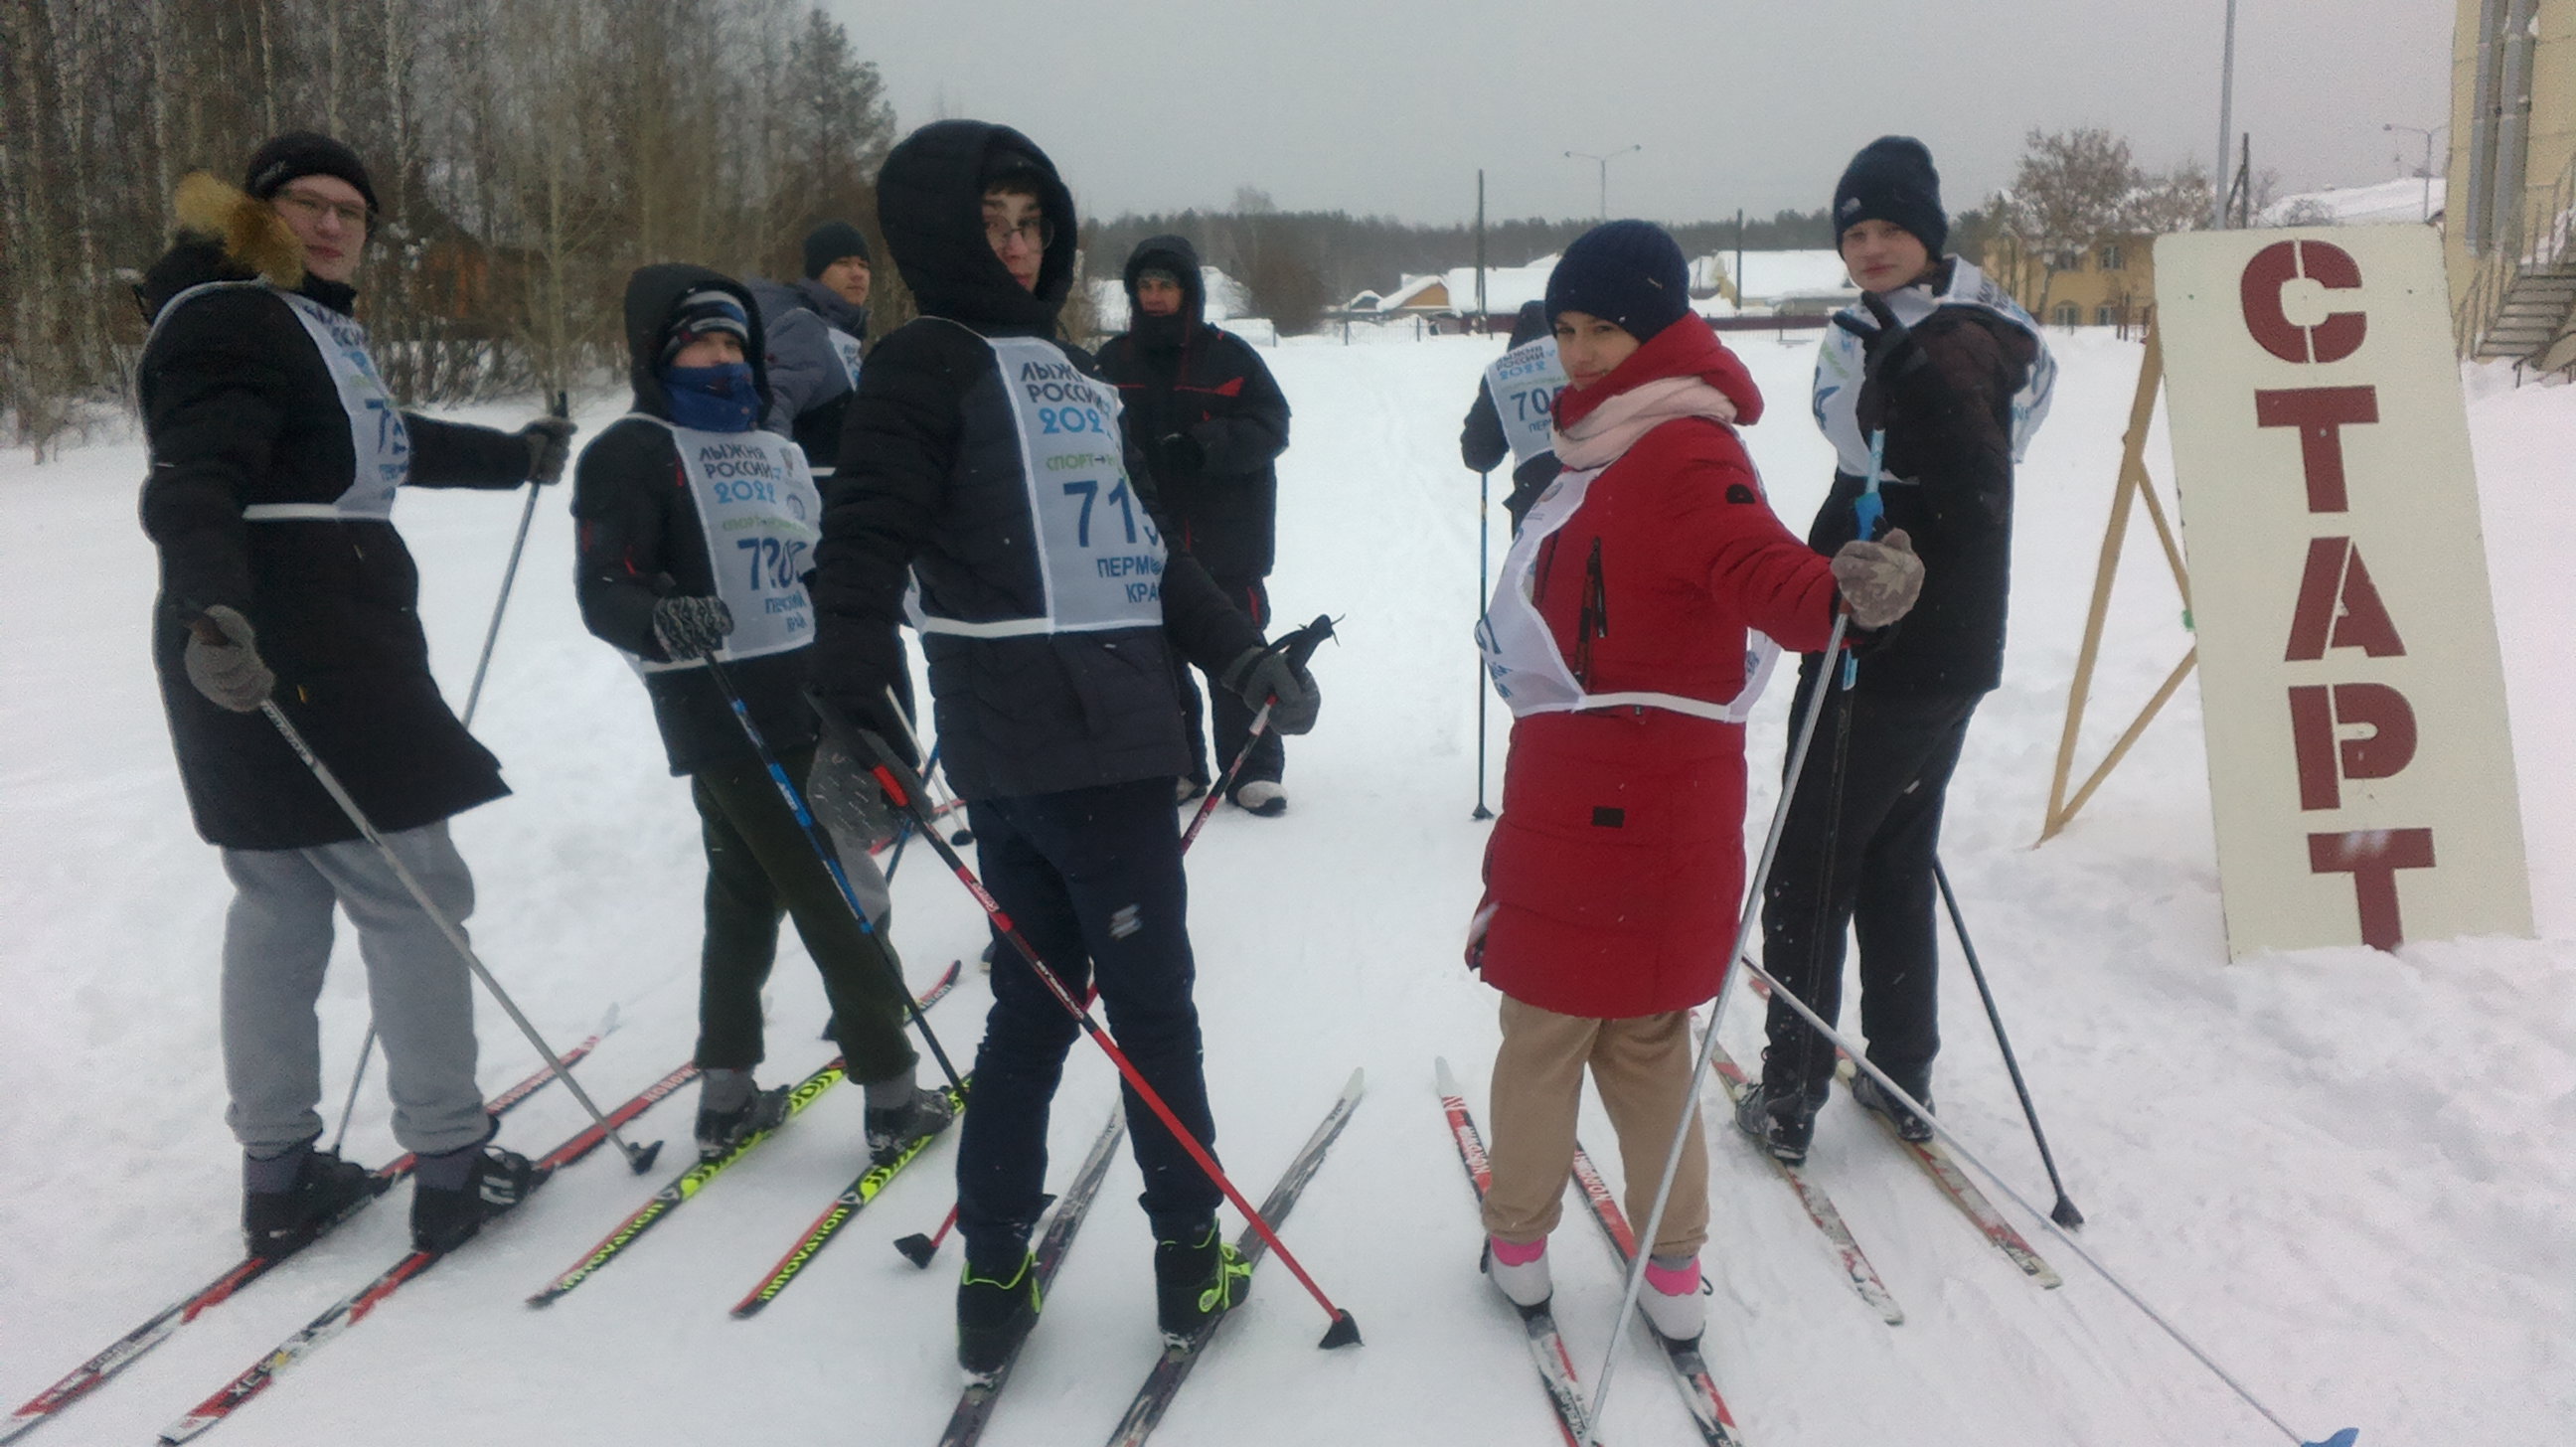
[954,778,1221,1273]
[691,744,917,1085]
[1172,573,1283,794]
[1758,672,1982,1100]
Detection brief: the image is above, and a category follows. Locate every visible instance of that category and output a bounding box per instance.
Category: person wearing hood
[133,132,577,1258]
[1460,299,1568,534]
[808,120,1317,1378]
[1465,220,1924,1345]
[1735,137,2054,1168]
[570,264,950,1166]
[1094,236,1296,814]
[745,221,874,471]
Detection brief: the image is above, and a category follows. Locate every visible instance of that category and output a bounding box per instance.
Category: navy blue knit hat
[245,131,380,216]
[1834,136,1947,256]
[660,288,750,363]
[802,221,870,279]
[1544,221,1690,342]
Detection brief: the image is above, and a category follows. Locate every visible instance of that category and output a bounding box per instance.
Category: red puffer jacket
[1476,318,1840,1018]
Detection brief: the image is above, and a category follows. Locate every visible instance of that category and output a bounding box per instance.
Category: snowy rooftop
[1690,248,1859,304]
[2259,177,2446,227]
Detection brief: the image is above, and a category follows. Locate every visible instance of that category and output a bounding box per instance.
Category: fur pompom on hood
[174,172,305,289]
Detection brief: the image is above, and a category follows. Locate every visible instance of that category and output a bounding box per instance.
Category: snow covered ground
[2,327,2568,1446]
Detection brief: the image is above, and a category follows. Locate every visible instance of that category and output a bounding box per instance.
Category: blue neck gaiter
[662,362,758,432]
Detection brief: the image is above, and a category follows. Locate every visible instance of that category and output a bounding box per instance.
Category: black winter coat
[137,228,531,851]
[572,264,819,775]
[813,121,1265,802]
[1094,235,1292,582]
[746,276,867,470]
[1458,300,1562,532]
[1805,305,2039,696]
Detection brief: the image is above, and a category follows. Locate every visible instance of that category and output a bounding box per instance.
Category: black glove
[518,415,578,486]
[183,604,274,713]
[650,595,733,659]
[1153,430,1206,478]
[807,727,903,856]
[1219,645,1322,735]
[1832,292,1930,436]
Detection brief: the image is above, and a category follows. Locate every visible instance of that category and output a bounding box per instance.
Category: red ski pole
[1179,614,1336,851]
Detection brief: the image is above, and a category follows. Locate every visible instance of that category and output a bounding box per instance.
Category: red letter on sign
[2308,828,2436,950]
[2240,240,2368,365]
[2284,537,2406,660]
[2255,387,2378,512]
[2287,684,2420,810]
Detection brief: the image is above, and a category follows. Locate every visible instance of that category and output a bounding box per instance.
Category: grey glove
[807,729,903,857]
[1219,646,1322,736]
[650,595,734,659]
[1831,527,1924,629]
[519,415,578,485]
[183,605,275,713]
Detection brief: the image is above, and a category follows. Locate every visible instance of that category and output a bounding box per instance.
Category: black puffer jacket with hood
[572,263,819,773]
[1094,235,1292,582]
[1459,300,1564,532]
[812,121,1267,801]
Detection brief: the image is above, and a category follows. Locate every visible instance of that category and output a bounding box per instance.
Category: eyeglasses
[982,215,1051,250]
[273,191,370,230]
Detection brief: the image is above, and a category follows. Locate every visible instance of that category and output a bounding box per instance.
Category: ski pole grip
[812,693,928,815]
[1276,612,1338,674]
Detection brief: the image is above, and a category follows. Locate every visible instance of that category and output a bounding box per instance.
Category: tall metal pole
[2212,0,2238,229]
[1476,169,1487,329]
[2385,123,2446,223]
[1564,146,1640,222]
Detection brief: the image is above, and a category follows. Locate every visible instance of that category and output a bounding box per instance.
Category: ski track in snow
[2,331,2568,1446]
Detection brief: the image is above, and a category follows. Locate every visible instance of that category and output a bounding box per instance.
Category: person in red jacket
[1466,221,1923,1343]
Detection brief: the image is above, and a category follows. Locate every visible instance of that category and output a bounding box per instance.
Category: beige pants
[1483,996,1709,1257]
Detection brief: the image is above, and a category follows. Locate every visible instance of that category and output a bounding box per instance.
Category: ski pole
[879,739,940,887]
[893,1202,959,1268]
[329,390,569,1157]
[256,700,662,1175]
[841,717,1363,1351]
[882,686,972,847]
[1584,608,1850,1438]
[686,653,968,1099]
[1739,953,2345,1447]
[1473,468,1495,822]
[1180,614,1335,851]
[1935,856,2084,1227]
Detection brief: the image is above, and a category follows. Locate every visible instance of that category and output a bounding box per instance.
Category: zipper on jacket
[1530,533,1561,607]
[1573,538,1607,686]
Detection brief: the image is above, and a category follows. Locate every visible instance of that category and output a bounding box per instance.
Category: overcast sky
[826,0,2452,234]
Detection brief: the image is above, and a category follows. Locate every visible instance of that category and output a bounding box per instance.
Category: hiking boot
[1154,1222,1251,1350]
[1733,1071,1827,1165]
[864,1086,957,1164]
[1483,1233,1552,1310]
[409,1145,547,1253]
[1638,1254,1707,1344]
[695,1068,793,1159]
[1851,1069,1935,1144]
[242,1141,388,1260]
[957,1250,1041,1382]
[1232,781,1287,818]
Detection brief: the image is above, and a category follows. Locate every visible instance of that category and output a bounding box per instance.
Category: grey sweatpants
[220,820,486,1157]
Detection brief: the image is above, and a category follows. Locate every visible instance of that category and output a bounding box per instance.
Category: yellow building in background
[2448,0,2576,368]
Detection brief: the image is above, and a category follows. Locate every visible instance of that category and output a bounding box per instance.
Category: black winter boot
[1733,1068,1829,1165]
[1850,1069,1935,1143]
[242,1142,388,1260]
[1154,1222,1250,1351]
[956,1250,1040,1383]
[864,1086,957,1164]
[409,1145,547,1253]
[695,1068,793,1160]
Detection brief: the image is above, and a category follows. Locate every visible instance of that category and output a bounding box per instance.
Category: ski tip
[1318,1310,1363,1350]
[727,1299,767,1321]
[893,1232,940,1269]
[2303,1431,2359,1447]
[598,1001,623,1038]
[626,1139,666,1175]
[1432,1056,1461,1097]
[1341,1065,1367,1100]
[2050,1198,2086,1229]
[524,1289,560,1309]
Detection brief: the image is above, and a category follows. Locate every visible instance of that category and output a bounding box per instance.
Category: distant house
[1338,255,1559,333]
[1986,230,2158,331]
[1690,249,1859,317]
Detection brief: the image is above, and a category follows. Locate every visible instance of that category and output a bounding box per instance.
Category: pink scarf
[1550,377,1739,471]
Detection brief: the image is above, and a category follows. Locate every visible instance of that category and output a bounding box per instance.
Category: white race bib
[914,334,1167,640]
[623,417,822,675]
[1811,257,2054,481]
[1482,338,1569,471]
[825,325,865,391]
[1476,464,1778,724]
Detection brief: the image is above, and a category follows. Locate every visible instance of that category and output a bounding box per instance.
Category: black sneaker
[1851,1070,1935,1143]
[696,1083,793,1160]
[242,1146,388,1260]
[1176,777,1208,805]
[865,1086,957,1163]
[1231,781,1288,818]
[409,1147,548,1254]
[1154,1222,1251,1350]
[957,1251,1041,1382]
[1733,1073,1826,1165]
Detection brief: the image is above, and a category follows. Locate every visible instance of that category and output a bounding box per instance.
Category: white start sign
[2155,225,2533,957]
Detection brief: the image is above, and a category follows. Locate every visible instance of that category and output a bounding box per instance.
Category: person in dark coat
[1094,235,1296,813]
[1737,136,2055,1165]
[134,133,576,1257]
[571,263,948,1165]
[1460,299,1566,533]
[746,221,873,471]
[807,119,1320,1376]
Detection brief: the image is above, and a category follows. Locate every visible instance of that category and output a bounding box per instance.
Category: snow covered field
[2,329,2568,1446]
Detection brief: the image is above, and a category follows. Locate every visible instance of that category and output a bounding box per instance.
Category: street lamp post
[1564,145,1642,221]
[2383,122,2448,222]
[2212,0,2238,229]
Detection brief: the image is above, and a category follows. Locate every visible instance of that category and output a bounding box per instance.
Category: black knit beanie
[244,131,380,216]
[802,221,870,279]
[1833,136,1947,255]
[1544,221,1690,342]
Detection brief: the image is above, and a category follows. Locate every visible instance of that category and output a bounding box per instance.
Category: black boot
[409,1145,547,1254]
[1850,1069,1935,1143]
[695,1068,794,1160]
[957,1250,1040,1383]
[242,1142,388,1260]
[1733,1069,1827,1165]
[1154,1221,1251,1351]
[864,1086,957,1164]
